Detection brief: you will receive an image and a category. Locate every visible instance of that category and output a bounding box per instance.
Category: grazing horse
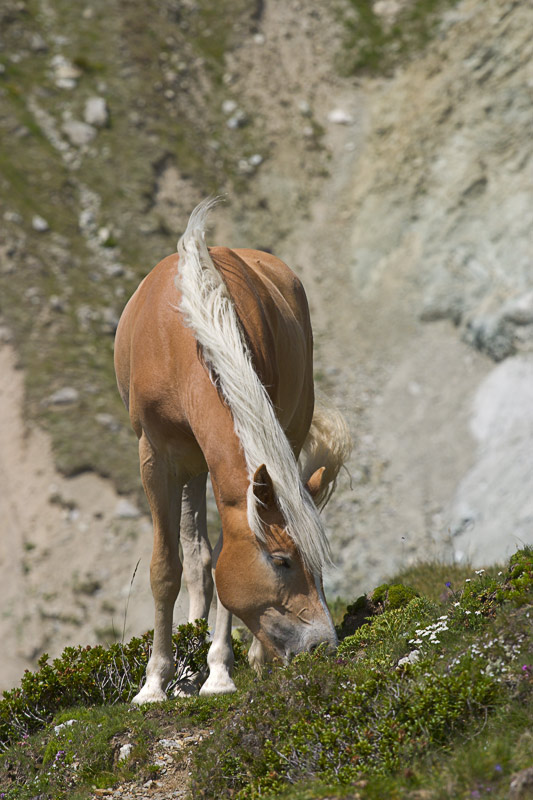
[114,198,351,702]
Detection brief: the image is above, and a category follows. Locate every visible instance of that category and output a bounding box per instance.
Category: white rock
[248,153,263,167]
[226,110,248,129]
[398,649,420,667]
[327,108,354,125]
[30,33,48,53]
[97,226,111,244]
[52,55,81,89]
[84,96,109,128]
[118,743,133,762]
[115,498,141,519]
[222,99,237,115]
[32,215,49,232]
[54,719,77,734]
[4,210,23,224]
[49,387,79,405]
[502,292,533,326]
[159,738,184,749]
[62,119,97,147]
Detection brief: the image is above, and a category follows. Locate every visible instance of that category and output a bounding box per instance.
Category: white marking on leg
[199,591,236,696]
[133,434,182,704]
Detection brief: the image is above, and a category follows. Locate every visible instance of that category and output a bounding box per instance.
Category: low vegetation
[340,0,461,75]
[1,548,532,799]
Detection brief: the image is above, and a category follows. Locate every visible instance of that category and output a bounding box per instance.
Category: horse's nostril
[309,642,319,654]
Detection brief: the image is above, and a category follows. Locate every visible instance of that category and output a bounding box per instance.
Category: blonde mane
[175,198,331,574]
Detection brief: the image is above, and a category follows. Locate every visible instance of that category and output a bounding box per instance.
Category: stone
[398,649,420,666]
[0,326,13,343]
[221,99,237,115]
[32,215,49,232]
[114,498,141,519]
[327,108,354,125]
[502,292,533,326]
[48,387,79,406]
[95,413,120,431]
[3,210,23,224]
[226,109,248,129]
[84,96,109,128]
[118,743,133,762]
[62,119,97,147]
[51,55,82,89]
[509,767,533,800]
[29,33,48,52]
[54,719,77,734]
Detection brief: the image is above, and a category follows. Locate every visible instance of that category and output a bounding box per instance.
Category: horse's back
[115,246,314,451]
[210,247,314,441]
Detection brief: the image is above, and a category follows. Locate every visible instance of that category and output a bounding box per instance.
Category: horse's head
[215,464,337,664]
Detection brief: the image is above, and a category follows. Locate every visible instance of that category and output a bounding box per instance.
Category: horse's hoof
[132,685,167,705]
[199,676,237,696]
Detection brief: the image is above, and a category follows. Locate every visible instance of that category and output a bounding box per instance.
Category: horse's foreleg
[180,472,214,622]
[199,595,237,695]
[199,532,237,695]
[133,434,183,704]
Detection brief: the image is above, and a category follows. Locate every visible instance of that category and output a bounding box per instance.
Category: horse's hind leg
[172,472,213,696]
[180,472,214,622]
[133,433,183,704]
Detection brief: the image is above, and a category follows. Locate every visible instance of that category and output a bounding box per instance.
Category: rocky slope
[0,0,532,689]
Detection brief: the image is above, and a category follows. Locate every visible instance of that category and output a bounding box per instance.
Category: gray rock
[118,743,133,762]
[3,211,23,224]
[502,292,533,326]
[221,99,237,115]
[62,119,97,147]
[51,55,81,89]
[327,108,354,125]
[509,767,533,800]
[226,109,248,129]
[95,413,120,431]
[115,498,141,519]
[29,33,48,52]
[462,315,516,362]
[54,719,77,734]
[48,387,79,406]
[0,325,13,343]
[101,307,119,334]
[84,96,109,128]
[398,649,420,666]
[32,215,49,232]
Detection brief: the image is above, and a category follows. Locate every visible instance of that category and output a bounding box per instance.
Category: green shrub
[191,645,502,799]
[0,620,209,750]
[190,549,533,799]
[336,583,419,639]
[338,595,437,662]
[506,547,533,606]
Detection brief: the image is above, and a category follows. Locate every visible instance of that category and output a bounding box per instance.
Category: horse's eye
[271,554,291,569]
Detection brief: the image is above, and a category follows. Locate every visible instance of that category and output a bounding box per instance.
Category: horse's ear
[253,464,276,509]
[305,466,326,502]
